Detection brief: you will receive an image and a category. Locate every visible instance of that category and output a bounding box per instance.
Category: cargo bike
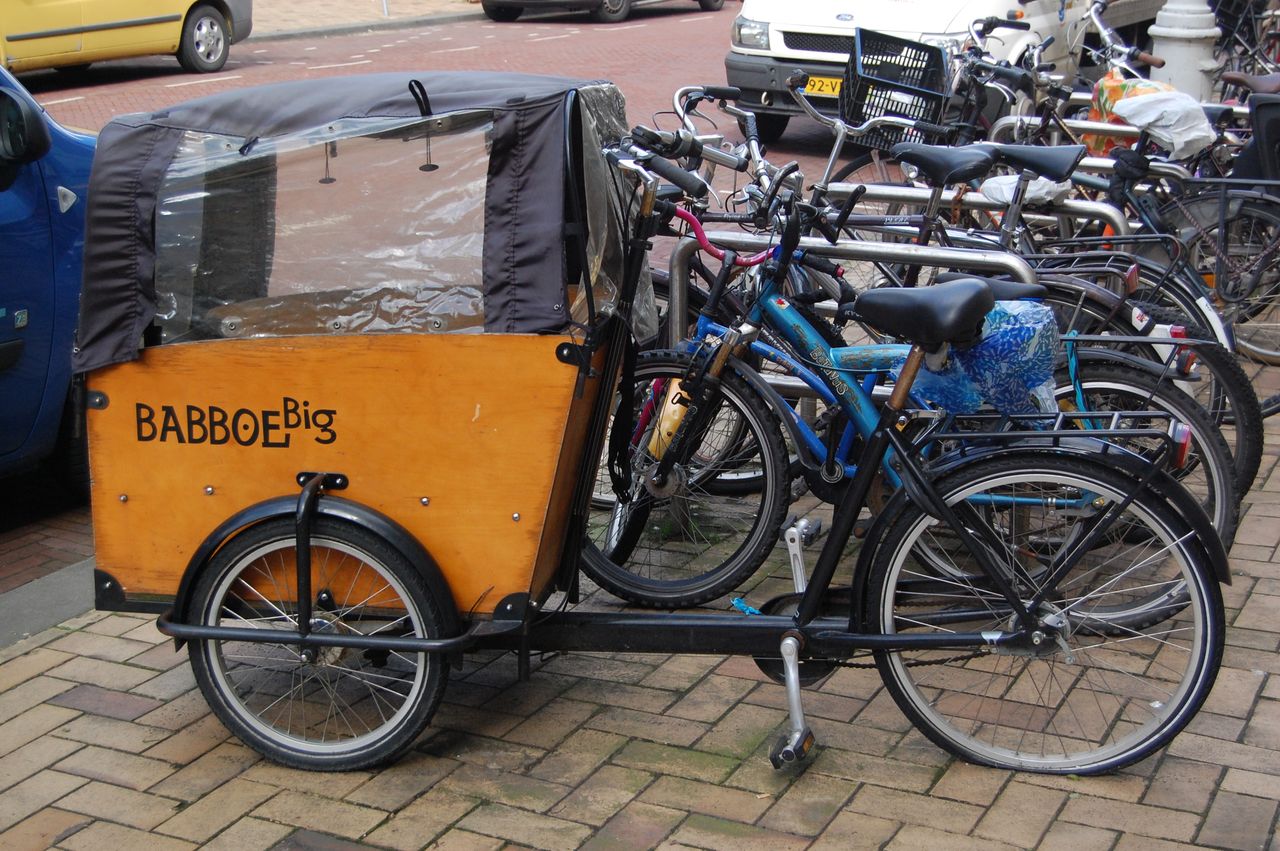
[73,72,1228,777]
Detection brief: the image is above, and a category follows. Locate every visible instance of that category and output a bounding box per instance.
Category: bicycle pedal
[769,726,816,769]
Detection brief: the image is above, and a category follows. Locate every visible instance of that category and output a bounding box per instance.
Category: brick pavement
[2,2,1280,847]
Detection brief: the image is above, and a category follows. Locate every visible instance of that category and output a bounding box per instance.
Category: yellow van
[2,1,253,74]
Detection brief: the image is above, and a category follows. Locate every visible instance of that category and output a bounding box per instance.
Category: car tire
[698,0,725,9]
[482,3,523,21]
[591,0,632,23]
[177,4,230,73]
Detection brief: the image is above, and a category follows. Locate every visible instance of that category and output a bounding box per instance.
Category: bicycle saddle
[934,272,1047,301]
[1200,103,1235,126]
[889,143,999,187]
[852,279,994,351]
[1220,71,1280,94]
[977,143,1086,183]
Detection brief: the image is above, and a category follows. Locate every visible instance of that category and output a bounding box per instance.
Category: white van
[724,0,1163,141]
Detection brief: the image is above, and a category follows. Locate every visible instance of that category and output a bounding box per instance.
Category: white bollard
[1148,0,1221,100]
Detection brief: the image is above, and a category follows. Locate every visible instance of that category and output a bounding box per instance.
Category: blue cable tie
[731,597,763,616]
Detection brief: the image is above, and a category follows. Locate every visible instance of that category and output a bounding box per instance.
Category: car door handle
[0,339,24,372]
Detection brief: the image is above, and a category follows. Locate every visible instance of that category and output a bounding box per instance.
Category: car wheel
[482,3,523,21]
[591,0,632,23]
[698,0,725,9]
[178,4,229,73]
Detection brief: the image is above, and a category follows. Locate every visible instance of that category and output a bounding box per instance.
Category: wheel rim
[600,0,626,13]
[878,467,1212,772]
[193,15,226,65]
[200,534,429,755]
[1186,206,1280,362]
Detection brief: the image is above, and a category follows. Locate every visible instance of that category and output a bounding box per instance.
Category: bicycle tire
[1155,192,1280,364]
[582,351,790,608]
[865,452,1224,774]
[188,517,448,771]
[1052,361,1239,547]
[1130,300,1265,490]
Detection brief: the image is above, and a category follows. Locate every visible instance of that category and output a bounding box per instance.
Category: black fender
[170,495,461,641]
[851,442,1230,629]
[1062,345,1185,380]
[725,353,824,475]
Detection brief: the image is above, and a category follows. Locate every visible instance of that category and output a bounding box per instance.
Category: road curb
[245,10,488,43]
[0,556,95,649]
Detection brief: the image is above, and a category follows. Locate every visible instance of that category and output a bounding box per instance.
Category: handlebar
[785,72,947,140]
[1134,50,1166,68]
[665,204,771,266]
[631,125,749,173]
[640,151,709,199]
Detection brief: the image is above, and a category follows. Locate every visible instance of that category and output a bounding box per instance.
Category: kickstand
[769,633,817,769]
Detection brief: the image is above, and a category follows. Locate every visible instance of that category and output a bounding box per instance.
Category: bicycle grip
[701,85,742,101]
[913,121,951,139]
[1135,51,1166,68]
[645,154,709,199]
[1001,18,1032,30]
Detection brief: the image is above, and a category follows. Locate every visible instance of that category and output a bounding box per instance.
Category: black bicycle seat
[889,143,999,187]
[852,279,994,351]
[935,271,1047,301]
[979,143,1086,183]
[1200,103,1235,126]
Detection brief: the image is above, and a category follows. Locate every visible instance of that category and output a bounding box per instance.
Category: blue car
[0,68,96,496]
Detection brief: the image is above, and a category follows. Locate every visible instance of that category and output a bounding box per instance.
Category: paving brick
[482,673,577,718]
[808,749,937,793]
[973,781,1066,847]
[611,740,737,784]
[426,828,505,850]
[45,656,156,690]
[1235,592,1280,632]
[666,813,809,851]
[549,764,652,826]
[847,784,983,834]
[1038,821,1119,851]
[1187,709,1248,740]
[251,790,386,841]
[0,736,83,794]
[58,780,183,830]
[743,682,864,723]
[664,675,756,724]
[59,820,196,851]
[638,655,722,692]
[541,653,657,685]
[438,763,571,813]
[272,829,377,850]
[562,680,676,714]
[1197,790,1279,851]
[580,801,684,851]
[54,745,176,791]
[809,809,898,850]
[363,787,480,851]
[805,715,901,758]
[1018,771,1149,803]
[0,806,91,851]
[199,816,293,851]
[0,675,75,725]
[528,728,627,786]
[1244,698,1280,749]
[1113,837,1203,851]
[240,761,372,798]
[457,801,593,851]
[1059,796,1201,843]
[421,730,545,771]
[149,742,261,802]
[84,613,153,637]
[1143,756,1223,812]
[692,702,785,759]
[1222,767,1280,801]
[46,631,155,664]
[133,689,210,730]
[130,666,198,701]
[52,714,172,753]
[639,776,773,824]
[759,769,852,836]
[0,704,81,758]
[929,761,1010,806]
[501,697,597,749]
[585,706,709,748]
[142,712,228,764]
[886,825,1019,851]
[155,778,278,842]
[126,641,190,671]
[346,751,459,810]
[118,620,171,646]
[49,682,165,721]
[1204,667,1269,719]
[1167,732,1280,774]
[429,700,525,738]
[0,770,89,832]
[0,648,74,692]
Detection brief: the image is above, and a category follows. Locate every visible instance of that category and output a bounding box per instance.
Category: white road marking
[308,59,375,69]
[39,96,84,106]
[165,74,243,87]
[430,45,479,54]
[253,48,268,53]
[529,34,572,42]
[603,24,648,31]
[304,46,317,51]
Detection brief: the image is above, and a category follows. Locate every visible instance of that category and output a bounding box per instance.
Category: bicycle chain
[813,649,987,670]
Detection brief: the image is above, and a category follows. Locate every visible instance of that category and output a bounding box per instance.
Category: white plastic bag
[979,174,1073,205]
[1111,91,1215,159]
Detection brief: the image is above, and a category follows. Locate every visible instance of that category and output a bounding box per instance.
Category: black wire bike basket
[840,29,949,150]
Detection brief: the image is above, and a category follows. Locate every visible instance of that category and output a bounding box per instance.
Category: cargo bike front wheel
[188,517,449,771]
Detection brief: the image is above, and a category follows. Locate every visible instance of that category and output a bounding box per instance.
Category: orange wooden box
[85,333,601,616]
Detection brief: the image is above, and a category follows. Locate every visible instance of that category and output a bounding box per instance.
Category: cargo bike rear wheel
[188,517,449,771]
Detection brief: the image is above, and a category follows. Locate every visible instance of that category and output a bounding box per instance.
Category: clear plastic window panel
[154,113,494,343]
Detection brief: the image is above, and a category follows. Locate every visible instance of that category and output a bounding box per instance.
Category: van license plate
[804,76,842,97]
